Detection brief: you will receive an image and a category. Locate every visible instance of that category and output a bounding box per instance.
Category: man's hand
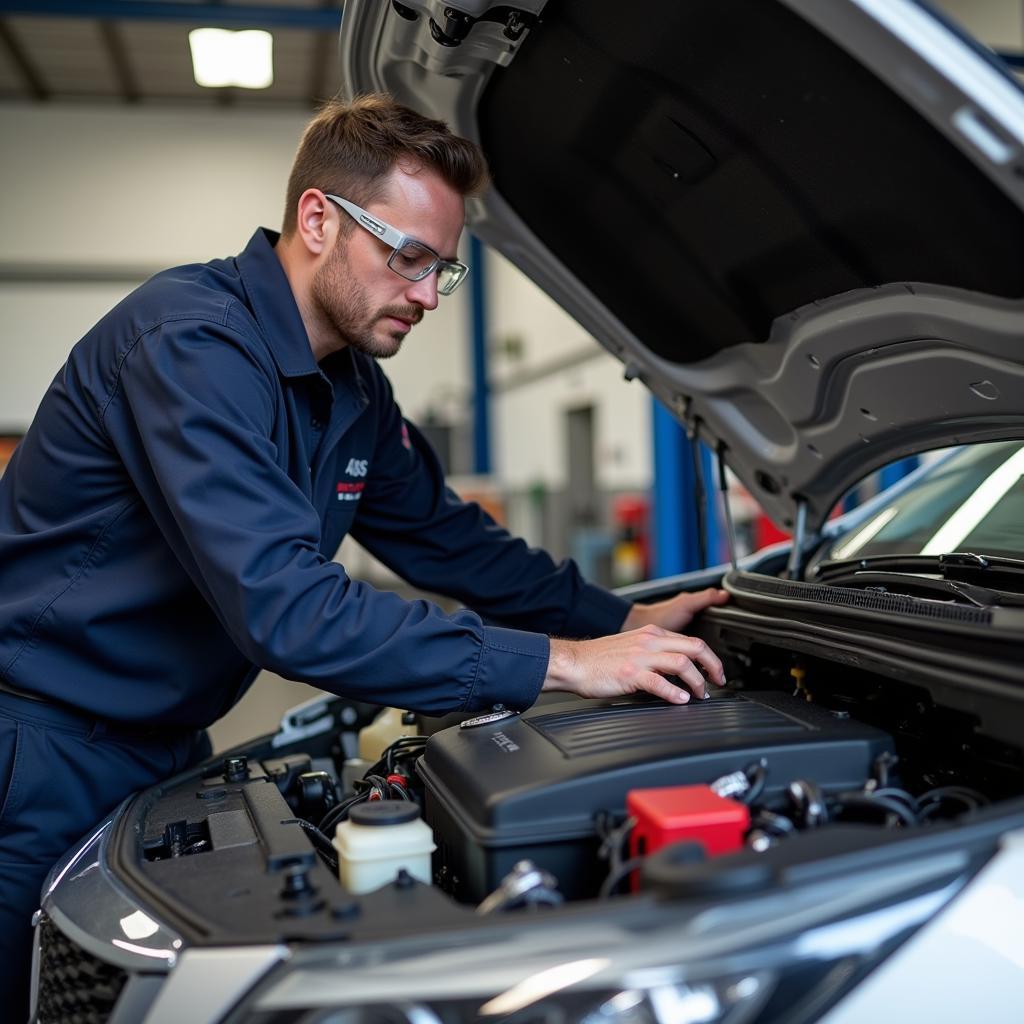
[620,587,730,633]
[542,625,726,705]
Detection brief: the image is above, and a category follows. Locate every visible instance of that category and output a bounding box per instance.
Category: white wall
[486,250,652,493]
[934,0,1023,48]
[487,250,600,383]
[494,357,651,493]
[1,283,132,428]
[0,104,302,267]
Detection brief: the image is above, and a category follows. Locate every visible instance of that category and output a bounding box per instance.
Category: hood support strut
[689,428,708,571]
[717,448,739,571]
[786,499,809,580]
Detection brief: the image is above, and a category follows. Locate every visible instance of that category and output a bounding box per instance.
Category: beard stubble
[312,242,422,360]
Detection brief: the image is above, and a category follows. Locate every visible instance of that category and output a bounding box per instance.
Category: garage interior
[0,0,1021,754]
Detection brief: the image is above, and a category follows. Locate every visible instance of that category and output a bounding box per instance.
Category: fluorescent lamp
[189,28,273,90]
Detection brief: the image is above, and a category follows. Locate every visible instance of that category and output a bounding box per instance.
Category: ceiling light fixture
[188,28,274,89]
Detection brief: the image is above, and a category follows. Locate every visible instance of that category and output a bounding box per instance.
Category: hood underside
[340,0,1024,531]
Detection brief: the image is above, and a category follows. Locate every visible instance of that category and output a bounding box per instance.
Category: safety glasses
[325,193,469,296]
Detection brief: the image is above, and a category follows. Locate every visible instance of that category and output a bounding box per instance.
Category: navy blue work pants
[0,691,210,1023]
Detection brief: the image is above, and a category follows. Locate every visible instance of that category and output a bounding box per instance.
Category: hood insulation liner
[479,0,1024,364]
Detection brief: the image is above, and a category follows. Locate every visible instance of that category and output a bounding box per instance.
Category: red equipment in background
[611,494,650,585]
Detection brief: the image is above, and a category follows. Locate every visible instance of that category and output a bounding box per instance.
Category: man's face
[312,163,465,359]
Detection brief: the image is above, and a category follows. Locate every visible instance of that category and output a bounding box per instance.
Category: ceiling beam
[99,19,141,102]
[0,2,342,30]
[0,18,48,99]
[308,29,334,108]
[306,0,339,107]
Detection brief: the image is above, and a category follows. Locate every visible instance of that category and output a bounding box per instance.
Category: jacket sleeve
[104,316,549,714]
[350,364,631,639]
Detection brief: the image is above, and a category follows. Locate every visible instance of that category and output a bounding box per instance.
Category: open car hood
[340,0,1024,532]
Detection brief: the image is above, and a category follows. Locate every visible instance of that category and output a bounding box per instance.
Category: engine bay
[111,630,1024,943]
[420,690,893,903]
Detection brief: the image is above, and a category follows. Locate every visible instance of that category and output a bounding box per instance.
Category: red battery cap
[627,784,750,865]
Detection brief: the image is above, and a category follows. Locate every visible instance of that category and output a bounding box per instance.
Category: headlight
[231,969,774,1024]
[225,874,954,1024]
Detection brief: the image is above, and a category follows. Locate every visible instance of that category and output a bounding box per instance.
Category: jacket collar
[236,229,371,405]
[236,228,320,379]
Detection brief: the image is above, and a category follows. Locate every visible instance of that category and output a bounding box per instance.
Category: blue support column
[651,399,721,575]
[702,443,722,565]
[468,235,491,475]
[841,457,918,515]
[652,401,689,575]
[879,456,920,491]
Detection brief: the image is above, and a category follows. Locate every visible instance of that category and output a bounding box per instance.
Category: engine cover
[419,689,893,901]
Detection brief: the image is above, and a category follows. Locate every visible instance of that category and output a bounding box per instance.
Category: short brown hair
[281,93,489,236]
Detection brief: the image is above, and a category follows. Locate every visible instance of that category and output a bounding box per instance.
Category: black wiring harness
[280,735,429,875]
[750,753,990,841]
[595,753,991,897]
[594,812,642,900]
[320,735,428,833]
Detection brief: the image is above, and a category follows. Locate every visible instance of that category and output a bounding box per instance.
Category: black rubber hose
[836,793,917,828]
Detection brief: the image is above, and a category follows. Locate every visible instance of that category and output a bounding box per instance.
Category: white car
[30,2,1024,1022]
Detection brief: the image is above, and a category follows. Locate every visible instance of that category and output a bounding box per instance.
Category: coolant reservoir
[333,800,436,894]
[358,707,417,762]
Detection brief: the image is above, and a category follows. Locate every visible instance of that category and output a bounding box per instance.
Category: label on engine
[490,731,521,753]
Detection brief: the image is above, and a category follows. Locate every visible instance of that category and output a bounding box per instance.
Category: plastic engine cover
[419,689,893,901]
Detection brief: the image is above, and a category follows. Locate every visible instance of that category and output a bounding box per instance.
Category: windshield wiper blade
[814,554,936,582]
[840,571,1023,608]
[817,552,1024,582]
[938,552,1024,575]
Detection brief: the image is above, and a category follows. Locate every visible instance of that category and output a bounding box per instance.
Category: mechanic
[0,94,728,1016]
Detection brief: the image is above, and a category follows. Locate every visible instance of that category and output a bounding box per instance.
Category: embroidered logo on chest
[338,456,369,501]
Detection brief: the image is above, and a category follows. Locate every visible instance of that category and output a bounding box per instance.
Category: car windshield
[819,440,1024,564]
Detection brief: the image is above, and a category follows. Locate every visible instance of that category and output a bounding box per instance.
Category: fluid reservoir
[333,800,436,894]
[358,707,417,762]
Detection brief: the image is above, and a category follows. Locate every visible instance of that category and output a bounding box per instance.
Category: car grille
[35,915,128,1024]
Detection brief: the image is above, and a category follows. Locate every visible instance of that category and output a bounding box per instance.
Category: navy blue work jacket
[0,229,629,729]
